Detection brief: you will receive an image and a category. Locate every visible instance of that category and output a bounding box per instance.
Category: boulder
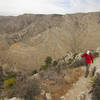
[60,96,65,100]
[76,90,92,100]
[96,47,100,53]
[45,93,52,100]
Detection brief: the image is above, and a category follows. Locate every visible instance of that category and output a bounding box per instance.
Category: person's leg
[85,63,90,77]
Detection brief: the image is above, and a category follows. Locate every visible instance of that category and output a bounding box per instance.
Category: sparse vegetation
[5,72,16,80]
[4,78,16,88]
[2,75,41,100]
[53,60,58,66]
[41,65,48,70]
[16,79,41,100]
[40,56,53,71]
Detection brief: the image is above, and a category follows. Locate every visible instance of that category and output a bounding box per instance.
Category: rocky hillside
[0,12,100,72]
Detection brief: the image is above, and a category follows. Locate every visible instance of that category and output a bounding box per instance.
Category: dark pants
[85,63,90,77]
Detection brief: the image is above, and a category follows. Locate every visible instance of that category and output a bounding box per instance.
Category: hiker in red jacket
[81,50,94,77]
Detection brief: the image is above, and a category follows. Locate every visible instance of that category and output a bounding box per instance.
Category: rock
[75,53,83,61]
[96,47,100,53]
[32,73,40,79]
[60,96,65,100]
[64,75,71,83]
[3,97,23,100]
[45,93,52,100]
[41,89,46,96]
[76,90,92,100]
[95,68,100,77]
[9,97,17,100]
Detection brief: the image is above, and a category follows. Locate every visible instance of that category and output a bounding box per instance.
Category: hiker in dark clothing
[81,50,94,77]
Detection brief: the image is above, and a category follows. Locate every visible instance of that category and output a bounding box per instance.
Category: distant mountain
[0,12,100,72]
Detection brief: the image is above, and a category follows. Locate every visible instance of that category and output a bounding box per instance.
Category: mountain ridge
[0,11,100,72]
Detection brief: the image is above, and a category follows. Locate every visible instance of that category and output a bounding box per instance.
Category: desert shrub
[4,78,16,88]
[16,79,41,100]
[45,56,52,65]
[40,56,53,71]
[53,60,58,66]
[41,65,48,70]
[31,70,38,75]
[5,73,16,80]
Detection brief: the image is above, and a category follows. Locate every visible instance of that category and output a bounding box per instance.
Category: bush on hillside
[31,70,38,75]
[45,56,52,65]
[40,56,53,71]
[41,65,48,70]
[53,60,58,66]
[4,78,16,88]
[5,72,17,80]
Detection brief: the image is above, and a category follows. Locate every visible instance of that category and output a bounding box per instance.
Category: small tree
[45,56,52,65]
[40,56,53,71]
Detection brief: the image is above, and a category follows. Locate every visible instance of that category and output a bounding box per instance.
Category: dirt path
[61,57,100,100]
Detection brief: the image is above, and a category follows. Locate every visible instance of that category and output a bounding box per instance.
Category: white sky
[0,0,100,16]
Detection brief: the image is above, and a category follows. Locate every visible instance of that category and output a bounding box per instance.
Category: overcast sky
[0,0,100,16]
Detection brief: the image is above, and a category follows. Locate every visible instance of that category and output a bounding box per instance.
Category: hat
[87,50,90,55]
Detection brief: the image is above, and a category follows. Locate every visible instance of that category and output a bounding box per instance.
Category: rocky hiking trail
[61,57,100,100]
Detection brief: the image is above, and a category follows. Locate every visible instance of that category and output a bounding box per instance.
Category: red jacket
[81,53,93,63]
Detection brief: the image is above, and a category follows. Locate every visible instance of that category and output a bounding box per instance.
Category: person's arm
[90,53,94,63]
[81,53,86,57]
